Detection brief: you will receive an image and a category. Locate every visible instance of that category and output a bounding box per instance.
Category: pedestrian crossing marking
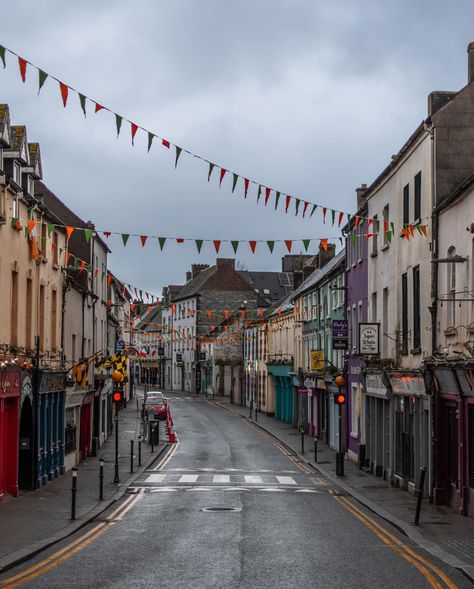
[213,474,230,483]
[276,476,297,485]
[179,474,199,483]
[295,489,321,493]
[150,487,179,492]
[244,475,263,484]
[133,486,325,495]
[259,488,285,492]
[145,474,166,483]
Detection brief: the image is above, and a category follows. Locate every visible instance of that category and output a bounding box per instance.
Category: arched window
[448,246,456,327]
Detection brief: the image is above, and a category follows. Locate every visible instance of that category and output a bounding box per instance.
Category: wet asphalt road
[1,392,471,589]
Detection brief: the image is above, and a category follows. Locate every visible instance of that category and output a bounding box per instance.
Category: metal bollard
[301,427,305,453]
[71,467,77,520]
[99,458,104,501]
[255,404,258,422]
[249,400,253,418]
[138,436,142,467]
[414,466,427,526]
[314,438,318,463]
[150,424,154,453]
[130,440,134,474]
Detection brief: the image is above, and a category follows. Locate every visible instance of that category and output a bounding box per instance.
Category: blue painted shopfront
[267,365,293,424]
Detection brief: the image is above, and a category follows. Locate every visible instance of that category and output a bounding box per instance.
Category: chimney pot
[468,42,474,83]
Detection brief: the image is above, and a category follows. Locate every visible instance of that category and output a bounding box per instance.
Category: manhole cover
[201,507,241,513]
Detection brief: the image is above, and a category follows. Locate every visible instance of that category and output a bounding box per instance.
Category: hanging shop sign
[310,350,325,371]
[332,319,348,350]
[365,373,390,400]
[359,323,380,355]
[388,372,426,397]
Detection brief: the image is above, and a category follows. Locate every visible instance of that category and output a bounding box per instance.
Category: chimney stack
[468,42,474,83]
[191,264,210,278]
[356,183,367,210]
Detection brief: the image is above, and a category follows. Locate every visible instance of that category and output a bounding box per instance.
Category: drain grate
[201,506,241,513]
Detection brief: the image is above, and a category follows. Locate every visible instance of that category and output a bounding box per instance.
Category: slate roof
[10,125,26,152]
[238,271,293,307]
[291,249,345,300]
[174,265,217,301]
[137,307,162,331]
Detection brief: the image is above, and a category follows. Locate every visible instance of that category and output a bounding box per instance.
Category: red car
[142,397,168,421]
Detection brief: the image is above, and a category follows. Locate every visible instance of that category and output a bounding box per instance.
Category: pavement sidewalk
[0,398,169,573]
[211,396,474,582]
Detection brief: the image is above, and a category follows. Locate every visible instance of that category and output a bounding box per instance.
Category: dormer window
[13,162,21,186]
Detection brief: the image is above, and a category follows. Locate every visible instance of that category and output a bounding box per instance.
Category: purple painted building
[344,186,368,463]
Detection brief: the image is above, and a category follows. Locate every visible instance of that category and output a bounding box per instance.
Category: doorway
[18,398,34,490]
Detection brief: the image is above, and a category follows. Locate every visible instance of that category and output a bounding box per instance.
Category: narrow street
[0,393,469,589]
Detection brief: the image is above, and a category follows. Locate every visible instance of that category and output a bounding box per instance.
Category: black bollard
[314,437,318,463]
[249,400,253,419]
[301,428,305,453]
[138,437,142,467]
[71,467,77,520]
[99,458,104,501]
[130,440,134,473]
[414,466,427,526]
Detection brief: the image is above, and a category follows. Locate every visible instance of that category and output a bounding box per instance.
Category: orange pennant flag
[27,220,36,233]
[66,226,74,240]
[321,238,328,251]
[107,274,112,286]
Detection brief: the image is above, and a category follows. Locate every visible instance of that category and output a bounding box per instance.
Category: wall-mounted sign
[158,347,164,356]
[200,352,206,361]
[310,350,325,371]
[176,353,183,363]
[455,368,474,396]
[388,372,426,397]
[359,323,380,355]
[115,339,125,353]
[332,319,348,350]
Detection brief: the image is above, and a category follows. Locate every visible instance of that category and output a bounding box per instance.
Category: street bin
[149,421,160,446]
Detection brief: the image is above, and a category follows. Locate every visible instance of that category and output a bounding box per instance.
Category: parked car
[145,391,164,401]
[142,396,168,421]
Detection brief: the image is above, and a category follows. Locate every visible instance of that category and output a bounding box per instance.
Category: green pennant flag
[158,237,166,250]
[79,93,87,117]
[232,174,238,193]
[231,240,239,254]
[87,264,93,273]
[391,222,395,235]
[38,70,48,94]
[275,192,281,210]
[208,163,215,182]
[350,235,357,247]
[347,213,351,224]
[115,114,122,137]
[139,290,143,300]
[416,224,423,236]
[386,230,392,243]
[267,240,275,253]
[73,257,79,268]
[102,271,105,282]
[0,46,5,68]
[10,217,18,229]
[147,132,154,153]
[175,146,182,168]
[310,205,317,218]
[331,210,335,226]
[84,228,93,243]
[121,234,130,246]
[195,239,203,253]
[257,185,262,203]
[47,222,54,237]
[302,239,310,252]
[338,237,343,247]
[294,198,301,216]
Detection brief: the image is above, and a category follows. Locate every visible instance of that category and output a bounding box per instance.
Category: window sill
[350,431,359,439]
[370,252,378,258]
[410,347,422,355]
[357,259,362,264]
[381,244,389,252]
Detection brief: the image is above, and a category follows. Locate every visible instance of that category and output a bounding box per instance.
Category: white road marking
[150,487,178,492]
[312,477,329,486]
[244,475,263,484]
[276,476,297,485]
[259,488,285,492]
[222,487,249,492]
[295,489,320,493]
[145,474,166,483]
[179,474,199,483]
[213,474,231,483]
[187,487,214,492]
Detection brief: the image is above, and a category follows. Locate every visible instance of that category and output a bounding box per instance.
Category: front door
[80,403,91,461]
[18,398,34,490]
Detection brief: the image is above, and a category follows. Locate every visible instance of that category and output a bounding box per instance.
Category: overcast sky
[1,1,474,297]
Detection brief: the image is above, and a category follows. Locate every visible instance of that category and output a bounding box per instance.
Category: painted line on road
[152,441,179,471]
[334,495,458,589]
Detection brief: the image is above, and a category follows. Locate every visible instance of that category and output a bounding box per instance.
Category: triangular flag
[162,139,170,148]
[176,238,184,244]
[66,226,74,240]
[103,231,111,239]
[384,220,389,233]
[121,234,130,246]
[331,210,335,226]
[275,192,281,210]
[27,220,36,233]
[95,103,105,113]
[158,237,166,250]
[267,240,275,253]
[0,46,5,68]
[338,211,344,227]
[79,93,87,117]
[195,239,203,253]
[256,185,262,203]
[131,123,138,145]
[80,260,86,273]
[140,235,148,247]
[355,215,360,227]
[302,201,309,218]
[350,235,357,246]
[219,168,227,187]
[302,239,310,252]
[285,195,291,213]
[295,198,301,216]
[18,57,27,82]
[420,225,427,237]
[83,228,93,243]
[213,240,221,253]
[284,240,293,252]
[338,237,343,247]
[244,178,249,198]
[115,114,122,137]
[409,224,415,238]
[386,231,393,243]
[208,163,215,182]
[147,133,154,152]
[175,146,182,168]
[66,252,72,266]
[231,241,239,254]
[38,70,48,93]
[232,174,238,193]
[47,222,54,237]
[249,240,257,253]
[310,204,317,218]
[322,207,327,223]
[59,82,69,107]
[321,238,328,251]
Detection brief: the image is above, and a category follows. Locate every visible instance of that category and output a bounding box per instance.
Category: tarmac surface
[0,391,471,589]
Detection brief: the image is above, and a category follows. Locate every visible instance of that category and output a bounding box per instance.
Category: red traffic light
[335,393,346,406]
[113,391,123,403]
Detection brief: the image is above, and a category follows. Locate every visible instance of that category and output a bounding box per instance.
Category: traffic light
[113,389,123,404]
[334,391,346,406]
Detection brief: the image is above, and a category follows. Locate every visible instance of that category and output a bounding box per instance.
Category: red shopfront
[454,366,474,518]
[0,367,21,499]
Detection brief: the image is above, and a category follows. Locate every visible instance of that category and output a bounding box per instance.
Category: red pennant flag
[368,218,373,228]
[66,226,74,240]
[95,103,105,113]
[249,240,257,253]
[219,168,227,187]
[244,178,249,198]
[18,57,27,82]
[284,240,293,252]
[66,252,72,266]
[171,304,176,316]
[355,215,360,227]
[80,260,86,272]
[420,225,428,237]
[176,238,185,244]
[383,220,389,233]
[295,305,300,314]
[241,309,246,318]
[277,307,282,316]
[140,235,148,247]
[338,211,344,227]
[285,195,291,213]
[131,123,139,145]
[409,224,415,238]
[95,268,100,277]
[322,207,327,223]
[365,233,374,238]
[402,228,410,240]
[103,231,111,238]
[302,201,309,218]
[162,139,170,148]
[224,310,230,319]
[321,238,328,251]
[59,82,69,107]
[27,220,36,233]
[213,240,221,253]
[265,187,271,205]
[130,303,135,311]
